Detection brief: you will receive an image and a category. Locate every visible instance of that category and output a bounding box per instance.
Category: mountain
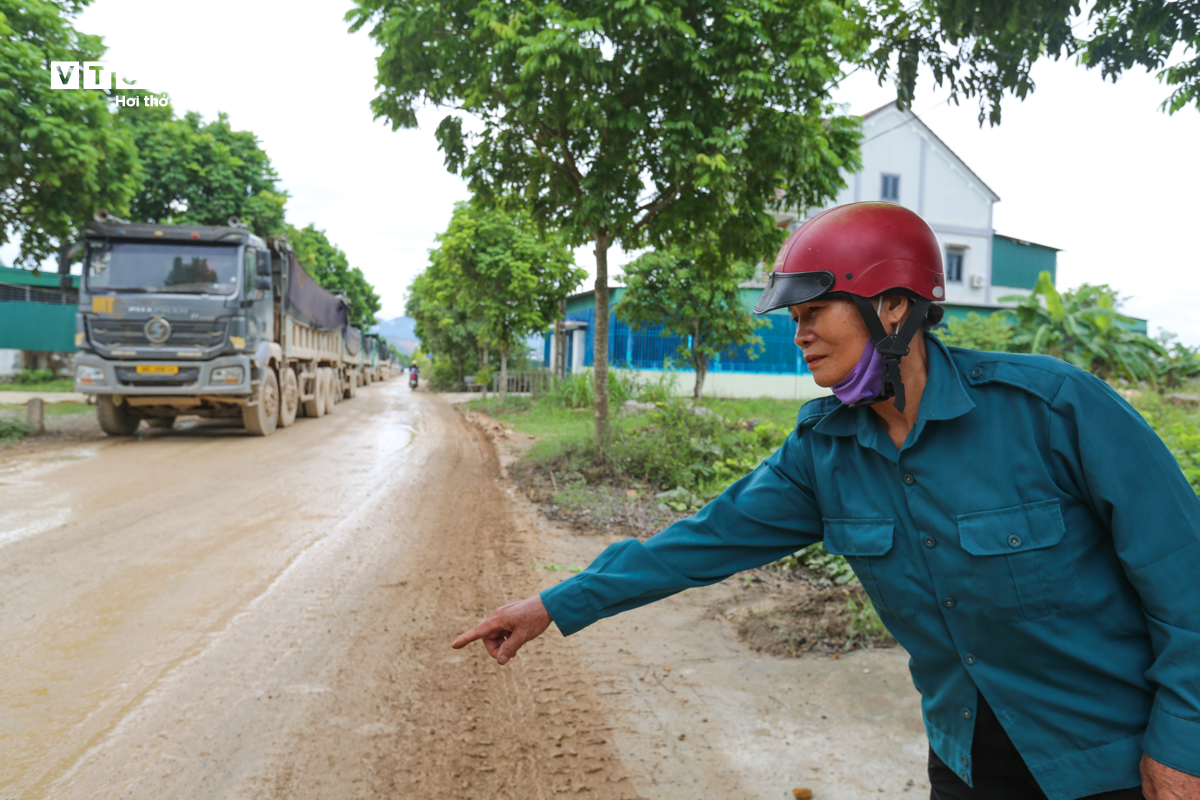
[372,316,419,355]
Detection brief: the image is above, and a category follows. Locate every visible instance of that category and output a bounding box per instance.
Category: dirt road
[1,384,928,799]
[1,383,639,799]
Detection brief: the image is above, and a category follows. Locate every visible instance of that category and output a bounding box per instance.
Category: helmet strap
[848,295,932,413]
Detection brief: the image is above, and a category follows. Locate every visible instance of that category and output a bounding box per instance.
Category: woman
[454,202,1200,800]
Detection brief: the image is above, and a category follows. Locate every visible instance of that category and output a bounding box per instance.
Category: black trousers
[928,693,1145,800]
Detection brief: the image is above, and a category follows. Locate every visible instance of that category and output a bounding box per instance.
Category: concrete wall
[599,368,832,402]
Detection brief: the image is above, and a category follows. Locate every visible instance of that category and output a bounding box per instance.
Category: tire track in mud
[251,398,640,799]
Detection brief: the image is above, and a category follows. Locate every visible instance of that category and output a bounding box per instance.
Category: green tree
[934,311,1014,352]
[617,247,766,399]
[405,267,488,391]
[287,223,382,328]
[347,0,863,445]
[0,0,141,266]
[860,0,1200,124]
[124,105,287,235]
[1001,272,1168,383]
[429,203,584,401]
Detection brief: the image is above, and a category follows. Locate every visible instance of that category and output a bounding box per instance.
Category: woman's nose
[794,320,814,347]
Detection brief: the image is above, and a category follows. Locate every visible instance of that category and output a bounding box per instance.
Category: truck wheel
[147,416,176,430]
[279,367,299,427]
[242,368,280,436]
[97,396,141,436]
[303,369,326,418]
[345,370,357,399]
[323,368,337,413]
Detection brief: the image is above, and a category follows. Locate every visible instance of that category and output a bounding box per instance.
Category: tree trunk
[482,346,489,399]
[593,228,611,449]
[692,321,706,400]
[499,346,508,404]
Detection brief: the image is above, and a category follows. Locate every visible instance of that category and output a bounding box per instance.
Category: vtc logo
[49,62,140,90]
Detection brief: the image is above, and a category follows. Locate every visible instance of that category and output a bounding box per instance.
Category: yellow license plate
[136,364,178,375]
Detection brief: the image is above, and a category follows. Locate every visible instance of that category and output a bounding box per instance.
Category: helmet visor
[753,270,835,315]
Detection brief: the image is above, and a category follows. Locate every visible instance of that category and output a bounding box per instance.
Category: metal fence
[490,370,554,397]
[545,309,810,375]
[0,283,78,305]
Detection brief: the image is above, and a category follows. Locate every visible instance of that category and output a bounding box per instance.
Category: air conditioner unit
[970,274,986,288]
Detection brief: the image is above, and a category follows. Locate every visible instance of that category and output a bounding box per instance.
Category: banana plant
[1000,272,1168,384]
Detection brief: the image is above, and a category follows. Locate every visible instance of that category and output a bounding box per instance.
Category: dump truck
[63,215,360,436]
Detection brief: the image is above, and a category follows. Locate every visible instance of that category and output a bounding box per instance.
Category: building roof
[993,232,1061,252]
[0,265,78,288]
[862,101,1000,203]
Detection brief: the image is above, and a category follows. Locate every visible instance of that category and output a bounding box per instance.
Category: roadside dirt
[463,407,931,799]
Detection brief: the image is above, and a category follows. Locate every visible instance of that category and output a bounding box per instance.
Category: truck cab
[70,219,278,432]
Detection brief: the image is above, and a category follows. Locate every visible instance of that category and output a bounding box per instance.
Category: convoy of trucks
[61,215,398,437]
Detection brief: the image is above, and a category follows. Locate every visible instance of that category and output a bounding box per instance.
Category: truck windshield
[85,241,240,295]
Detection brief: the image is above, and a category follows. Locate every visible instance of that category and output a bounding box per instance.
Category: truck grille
[114,367,201,387]
[90,319,228,348]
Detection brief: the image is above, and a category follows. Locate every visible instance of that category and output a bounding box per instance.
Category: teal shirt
[541,336,1200,800]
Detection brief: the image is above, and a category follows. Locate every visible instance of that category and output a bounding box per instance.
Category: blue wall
[546,310,810,375]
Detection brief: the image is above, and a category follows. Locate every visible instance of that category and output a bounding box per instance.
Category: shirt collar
[812,334,976,446]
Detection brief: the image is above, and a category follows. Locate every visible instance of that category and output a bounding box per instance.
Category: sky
[7,1,1198,345]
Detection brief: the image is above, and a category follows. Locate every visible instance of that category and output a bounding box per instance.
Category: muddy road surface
[0,384,638,799]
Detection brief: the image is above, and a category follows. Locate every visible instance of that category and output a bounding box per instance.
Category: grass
[0,401,91,416]
[0,379,75,393]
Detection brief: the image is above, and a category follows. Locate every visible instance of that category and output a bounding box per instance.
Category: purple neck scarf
[832,339,885,405]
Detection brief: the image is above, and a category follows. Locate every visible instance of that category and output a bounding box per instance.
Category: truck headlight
[211,366,244,385]
[76,365,105,385]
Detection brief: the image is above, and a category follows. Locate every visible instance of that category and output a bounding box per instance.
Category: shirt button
[902,473,916,486]
[962,708,973,720]
[970,367,983,379]
[942,597,957,609]
[960,755,969,767]
[961,771,969,781]
[923,536,937,549]
[964,654,977,666]
[1008,534,1022,548]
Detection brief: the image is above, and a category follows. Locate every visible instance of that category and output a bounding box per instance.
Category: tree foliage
[934,311,1014,352]
[1001,272,1169,383]
[618,247,766,399]
[347,0,864,442]
[287,223,381,328]
[425,203,584,399]
[405,264,489,391]
[0,0,141,266]
[860,0,1200,124]
[124,105,287,235]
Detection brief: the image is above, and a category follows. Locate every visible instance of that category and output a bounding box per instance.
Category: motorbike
[408,373,419,390]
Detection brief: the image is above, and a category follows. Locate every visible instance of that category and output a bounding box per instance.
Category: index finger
[452,617,508,650]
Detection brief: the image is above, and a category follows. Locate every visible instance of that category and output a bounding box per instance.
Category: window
[881,173,900,202]
[945,248,965,283]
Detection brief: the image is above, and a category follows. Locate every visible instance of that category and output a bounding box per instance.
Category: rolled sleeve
[541,427,824,636]
[1050,372,1200,772]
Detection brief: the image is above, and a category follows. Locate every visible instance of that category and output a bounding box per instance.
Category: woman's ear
[882,294,910,329]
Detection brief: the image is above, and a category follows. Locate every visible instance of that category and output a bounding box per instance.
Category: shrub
[934,311,1013,352]
[14,368,58,384]
[0,418,30,441]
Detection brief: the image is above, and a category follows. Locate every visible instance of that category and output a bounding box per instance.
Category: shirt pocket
[822,518,916,622]
[957,498,1083,622]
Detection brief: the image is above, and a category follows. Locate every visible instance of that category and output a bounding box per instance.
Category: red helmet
[755,202,945,412]
[754,202,945,314]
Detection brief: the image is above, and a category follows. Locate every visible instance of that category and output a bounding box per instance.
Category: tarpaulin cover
[284,252,347,331]
[343,325,361,356]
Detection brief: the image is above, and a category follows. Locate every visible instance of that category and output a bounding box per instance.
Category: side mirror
[256,250,271,276]
[255,277,272,291]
